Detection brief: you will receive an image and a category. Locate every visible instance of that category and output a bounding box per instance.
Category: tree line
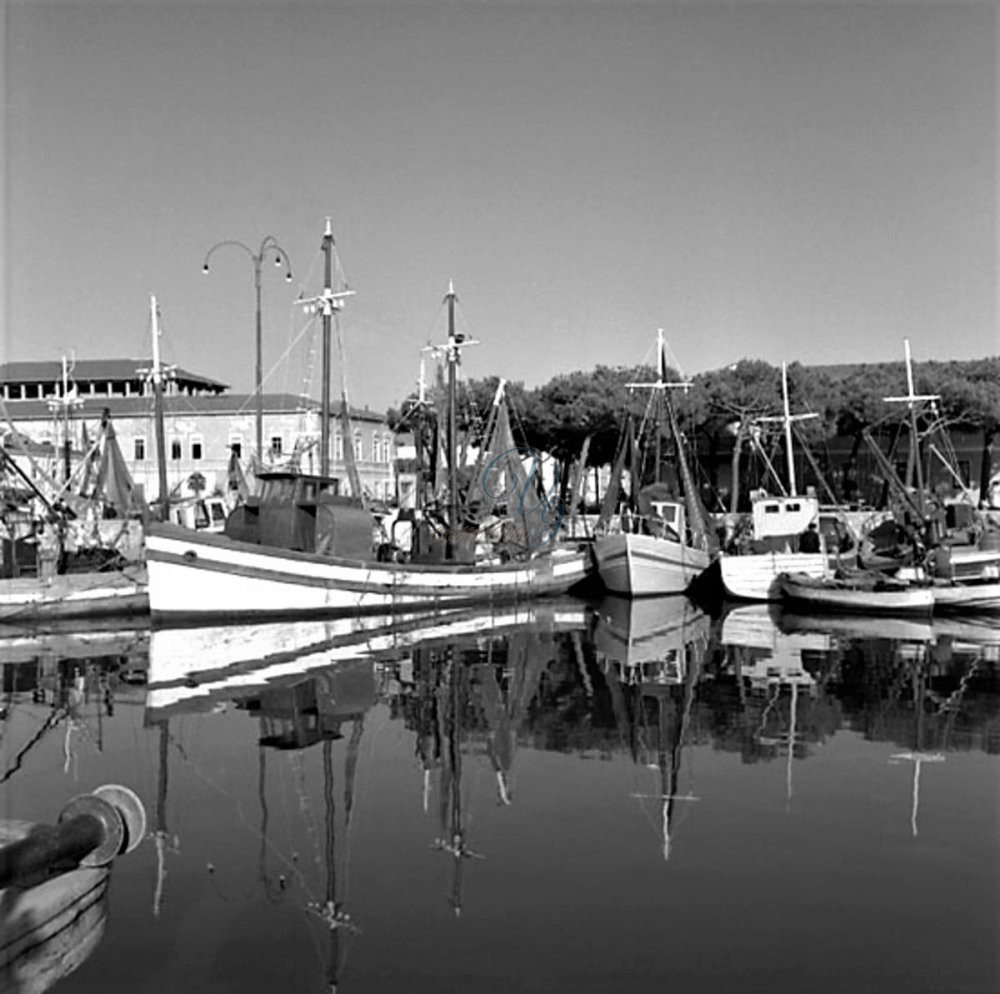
[388,356,1000,510]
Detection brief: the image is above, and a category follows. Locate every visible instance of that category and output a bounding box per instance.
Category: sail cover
[477,397,562,553]
[93,413,139,514]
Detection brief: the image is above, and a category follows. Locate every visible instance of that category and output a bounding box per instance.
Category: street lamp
[202,236,293,463]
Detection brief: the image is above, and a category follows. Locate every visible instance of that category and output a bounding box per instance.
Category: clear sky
[3,0,996,415]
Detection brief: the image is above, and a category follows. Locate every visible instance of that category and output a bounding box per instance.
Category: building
[0,359,407,504]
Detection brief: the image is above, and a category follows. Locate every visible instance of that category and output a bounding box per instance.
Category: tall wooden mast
[150,296,170,521]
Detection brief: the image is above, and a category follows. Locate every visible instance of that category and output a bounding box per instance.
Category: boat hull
[778,572,934,616]
[0,572,148,623]
[0,821,109,993]
[718,552,828,601]
[931,580,1000,613]
[145,523,591,621]
[591,533,710,596]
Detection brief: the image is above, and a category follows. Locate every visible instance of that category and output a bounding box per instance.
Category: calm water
[2,598,998,994]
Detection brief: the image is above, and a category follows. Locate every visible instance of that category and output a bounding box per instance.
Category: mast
[61,356,72,483]
[46,354,83,488]
[420,284,476,558]
[321,222,334,478]
[756,363,818,496]
[150,296,170,521]
[300,219,355,479]
[781,363,796,495]
[446,283,459,548]
[884,339,939,517]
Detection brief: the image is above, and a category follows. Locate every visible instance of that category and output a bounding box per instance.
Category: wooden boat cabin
[223,471,375,559]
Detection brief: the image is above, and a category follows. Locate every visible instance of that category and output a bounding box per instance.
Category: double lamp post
[202,236,293,463]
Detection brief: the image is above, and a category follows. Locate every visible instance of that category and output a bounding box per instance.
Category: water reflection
[1,599,997,992]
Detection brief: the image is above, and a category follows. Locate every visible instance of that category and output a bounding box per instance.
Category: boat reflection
[3,595,996,993]
[590,596,711,860]
[145,600,589,719]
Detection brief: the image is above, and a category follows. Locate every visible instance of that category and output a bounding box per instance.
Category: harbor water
[1,598,998,994]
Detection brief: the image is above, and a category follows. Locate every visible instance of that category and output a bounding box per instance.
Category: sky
[2,0,997,416]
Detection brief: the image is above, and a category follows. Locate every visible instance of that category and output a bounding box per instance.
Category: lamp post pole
[202,236,292,463]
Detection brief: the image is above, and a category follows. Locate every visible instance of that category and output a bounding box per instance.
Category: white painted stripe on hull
[718,552,827,601]
[145,526,589,618]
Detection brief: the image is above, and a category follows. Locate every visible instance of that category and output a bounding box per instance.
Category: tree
[691,360,780,511]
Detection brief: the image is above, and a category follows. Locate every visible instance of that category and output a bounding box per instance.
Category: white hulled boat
[145,221,591,622]
[592,331,714,596]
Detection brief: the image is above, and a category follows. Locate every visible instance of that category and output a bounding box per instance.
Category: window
[134,438,146,461]
[170,439,182,461]
[270,436,283,456]
[354,432,363,460]
[372,437,381,463]
[334,434,344,461]
[384,434,392,462]
[191,436,203,461]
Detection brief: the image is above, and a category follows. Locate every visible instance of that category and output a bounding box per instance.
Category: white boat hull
[145,523,591,621]
[591,533,710,596]
[931,580,1000,612]
[778,573,934,616]
[718,552,828,601]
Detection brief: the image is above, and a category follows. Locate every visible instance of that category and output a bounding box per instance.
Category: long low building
[0,359,414,506]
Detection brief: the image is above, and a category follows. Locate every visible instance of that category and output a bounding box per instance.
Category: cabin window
[270,436,283,456]
[786,503,800,512]
[191,436,203,460]
[764,505,779,514]
[134,438,146,461]
[170,439,182,460]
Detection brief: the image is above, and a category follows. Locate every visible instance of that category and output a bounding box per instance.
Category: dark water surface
[2,598,998,994]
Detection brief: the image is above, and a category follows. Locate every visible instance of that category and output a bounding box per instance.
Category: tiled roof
[0,392,388,423]
[0,359,228,390]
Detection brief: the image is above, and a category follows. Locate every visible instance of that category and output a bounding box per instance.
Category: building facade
[0,359,407,505]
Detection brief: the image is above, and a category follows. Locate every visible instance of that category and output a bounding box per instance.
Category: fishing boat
[930,579,1000,613]
[714,364,842,601]
[777,570,934,615]
[145,221,591,622]
[0,342,152,623]
[591,331,715,596]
